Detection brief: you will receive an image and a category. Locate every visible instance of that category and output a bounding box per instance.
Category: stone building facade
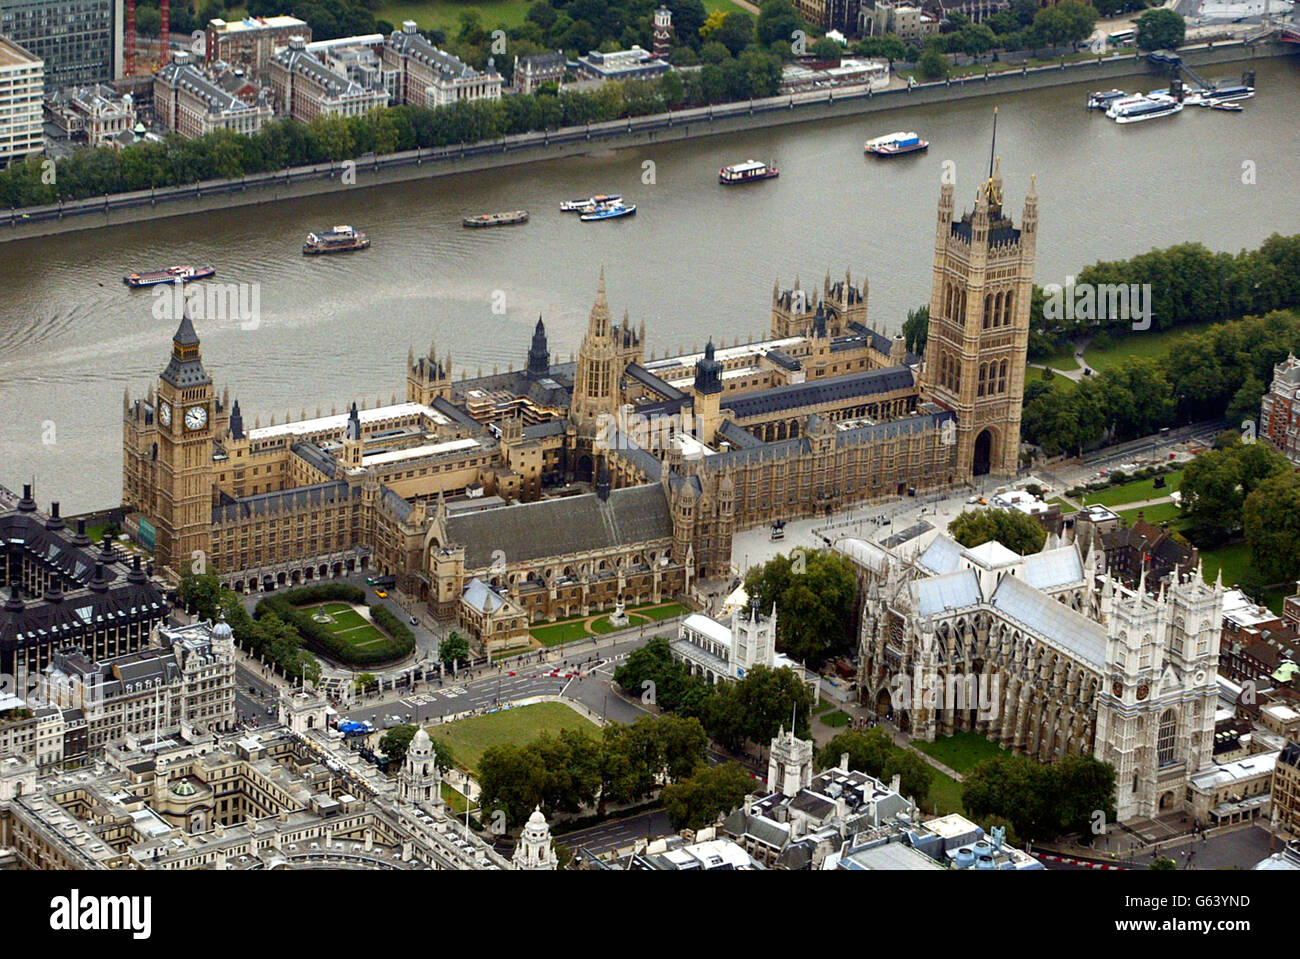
[842,529,1224,823]
[121,165,1036,639]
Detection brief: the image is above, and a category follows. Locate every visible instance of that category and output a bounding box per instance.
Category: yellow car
[375,590,388,598]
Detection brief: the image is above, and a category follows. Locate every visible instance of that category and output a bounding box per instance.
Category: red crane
[160,0,170,66]
[124,0,136,76]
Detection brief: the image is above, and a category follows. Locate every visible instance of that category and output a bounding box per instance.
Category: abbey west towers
[921,159,1037,477]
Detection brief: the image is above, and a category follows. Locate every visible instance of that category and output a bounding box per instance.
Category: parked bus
[1108,28,1136,46]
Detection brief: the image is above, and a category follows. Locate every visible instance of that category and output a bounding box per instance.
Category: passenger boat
[1087,89,1127,110]
[462,210,530,228]
[1196,84,1255,105]
[719,159,779,184]
[303,225,369,254]
[580,202,636,222]
[123,265,216,287]
[864,131,929,156]
[1107,94,1183,124]
[560,194,621,212]
[1209,101,1244,112]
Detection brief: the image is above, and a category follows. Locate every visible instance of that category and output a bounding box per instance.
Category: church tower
[767,726,814,797]
[920,122,1036,478]
[152,314,216,572]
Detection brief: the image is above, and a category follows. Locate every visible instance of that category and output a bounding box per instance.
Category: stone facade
[844,529,1223,823]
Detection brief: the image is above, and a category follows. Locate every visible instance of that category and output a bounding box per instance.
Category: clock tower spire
[152,312,216,574]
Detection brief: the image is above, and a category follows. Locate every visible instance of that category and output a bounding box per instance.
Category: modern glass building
[0,0,122,89]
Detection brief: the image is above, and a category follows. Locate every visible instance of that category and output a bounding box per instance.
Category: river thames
[2,56,1298,512]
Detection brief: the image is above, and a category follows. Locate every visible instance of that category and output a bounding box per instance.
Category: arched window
[1003,290,1014,327]
[998,359,1008,393]
[983,293,992,329]
[977,363,987,396]
[1157,709,1177,766]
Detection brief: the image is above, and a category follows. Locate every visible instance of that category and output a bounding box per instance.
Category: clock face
[1136,683,1150,701]
[184,405,208,431]
[158,401,172,426]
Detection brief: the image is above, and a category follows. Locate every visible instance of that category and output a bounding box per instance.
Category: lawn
[922,768,966,817]
[820,709,851,728]
[1075,470,1182,509]
[912,731,1007,777]
[305,601,389,649]
[375,0,534,35]
[531,601,688,645]
[1032,350,1080,373]
[427,702,598,773]
[1115,501,1183,528]
[1081,322,1218,374]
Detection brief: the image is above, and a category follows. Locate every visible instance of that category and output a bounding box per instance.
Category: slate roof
[0,508,168,653]
[446,484,673,570]
[625,363,685,401]
[913,569,984,617]
[213,481,358,523]
[724,367,914,420]
[716,420,765,450]
[988,574,1106,668]
[1022,546,1084,590]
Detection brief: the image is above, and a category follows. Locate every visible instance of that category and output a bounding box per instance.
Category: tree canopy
[949,507,1048,556]
[742,550,858,666]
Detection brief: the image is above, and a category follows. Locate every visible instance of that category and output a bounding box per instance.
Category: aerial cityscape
[0,0,1298,926]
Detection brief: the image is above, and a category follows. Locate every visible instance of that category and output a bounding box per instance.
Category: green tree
[743,550,858,666]
[918,44,950,80]
[948,507,1048,555]
[1135,8,1185,51]
[902,304,929,356]
[354,672,377,693]
[439,632,470,666]
[1243,471,1300,584]
[662,762,753,830]
[1180,441,1290,542]
[1150,855,1177,870]
[178,569,222,621]
[712,11,755,56]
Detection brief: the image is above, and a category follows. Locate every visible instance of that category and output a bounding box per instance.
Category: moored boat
[1209,101,1244,112]
[1108,93,1183,124]
[719,159,779,184]
[1087,89,1127,110]
[303,225,369,254]
[560,194,621,212]
[580,202,636,222]
[123,265,216,287]
[1197,84,1255,105]
[864,131,929,156]
[463,210,530,228]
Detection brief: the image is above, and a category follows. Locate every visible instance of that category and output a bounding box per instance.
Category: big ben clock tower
[153,314,216,573]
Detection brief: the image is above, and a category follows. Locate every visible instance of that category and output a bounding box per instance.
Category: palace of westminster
[119,163,1038,641]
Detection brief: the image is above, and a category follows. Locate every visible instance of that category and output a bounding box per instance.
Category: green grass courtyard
[529,601,689,646]
[426,701,598,774]
[911,731,1007,777]
[304,601,392,653]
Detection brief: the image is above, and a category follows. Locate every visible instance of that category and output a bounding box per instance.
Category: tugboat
[580,202,637,222]
[719,159,779,184]
[303,225,369,255]
[560,194,621,212]
[123,265,216,287]
[1087,89,1128,110]
[864,131,929,157]
[462,210,530,228]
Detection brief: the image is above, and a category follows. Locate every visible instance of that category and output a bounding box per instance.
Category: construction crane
[160,0,170,67]
[125,0,136,76]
